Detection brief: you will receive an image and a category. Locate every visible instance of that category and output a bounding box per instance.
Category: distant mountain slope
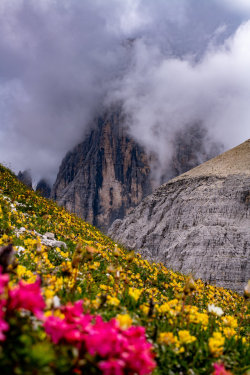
[109,139,250,293]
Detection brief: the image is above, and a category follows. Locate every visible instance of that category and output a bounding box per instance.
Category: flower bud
[244,280,250,299]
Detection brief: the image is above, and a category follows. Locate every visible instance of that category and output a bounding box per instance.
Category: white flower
[52,295,61,308]
[208,304,224,316]
[15,246,25,255]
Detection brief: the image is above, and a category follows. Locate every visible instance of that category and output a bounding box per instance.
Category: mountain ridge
[172,138,250,181]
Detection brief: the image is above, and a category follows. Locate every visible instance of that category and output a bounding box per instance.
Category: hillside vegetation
[0,164,249,375]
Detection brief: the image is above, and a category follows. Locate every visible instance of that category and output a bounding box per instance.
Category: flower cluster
[9,279,45,318]
[0,265,155,375]
[44,300,155,375]
[0,266,45,340]
[209,332,225,357]
[213,363,232,375]
[0,266,9,341]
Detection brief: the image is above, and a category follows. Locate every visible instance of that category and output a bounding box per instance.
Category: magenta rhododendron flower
[85,317,124,357]
[62,300,85,322]
[9,279,45,318]
[213,363,232,375]
[43,316,70,344]
[44,300,156,375]
[99,358,125,375]
[0,267,9,341]
[0,266,9,295]
[1,263,155,375]
[44,301,93,346]
[0,300,9,341]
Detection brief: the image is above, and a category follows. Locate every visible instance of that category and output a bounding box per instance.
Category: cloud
[218,0,250,15]
[109,21,250,178]
[0,0,248,184]
[0,0,128,182]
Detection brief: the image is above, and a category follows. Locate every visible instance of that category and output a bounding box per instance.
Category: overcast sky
[0,0,249,184]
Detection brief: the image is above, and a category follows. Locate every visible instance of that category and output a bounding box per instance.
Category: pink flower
[44,300,156,375]
[0,299,9,341]
[62,300,84,322]
[99,359,125,375]
[0,266,9,295]
[44,301,92,345]
[122,326,156,375]
[213,363,233,375]
[9,279,45,318]
[44,316,70,344]
[0,267,9,341]
[0,316,9,341]
[84,318,124,357]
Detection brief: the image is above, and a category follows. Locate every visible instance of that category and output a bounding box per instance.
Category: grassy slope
[0,164,249,374]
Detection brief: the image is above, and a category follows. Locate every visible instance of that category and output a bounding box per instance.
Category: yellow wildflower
[157,302,170,314]
[189,311,209,328]
[222,315,238,328]
[140,304,150,316]
[116,314,133,329]
[178,330,196,344]
[128,287,142,301]
[158,332,178,346]
[89,261,100,270]
[44,310,65,319]
[26,274,37,283]
[107,295,120,306]
[209,331,225,357]
[16,265,27,278]
[222,327,236,338]
[44,288,55,299]
[100,284,108,291]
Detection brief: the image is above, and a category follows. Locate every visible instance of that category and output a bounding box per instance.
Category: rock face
[17,170,32,189]
[109,140,250,293]
[167,124,221,181]
[52,109,152,231]
[36,179,51,198]
[52,108,219,232]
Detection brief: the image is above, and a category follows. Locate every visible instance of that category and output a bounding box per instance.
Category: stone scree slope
[109,140,250,293]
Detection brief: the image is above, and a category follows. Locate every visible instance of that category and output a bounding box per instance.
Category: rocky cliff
[52,109,152,231]
[52,108,219,231]
[17,170,32,189]
[109,140,250,293]
[36,179,51,198]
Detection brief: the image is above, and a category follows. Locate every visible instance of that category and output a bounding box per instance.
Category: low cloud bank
[109,21,250,179]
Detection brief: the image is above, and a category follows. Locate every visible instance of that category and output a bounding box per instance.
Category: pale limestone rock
[15,228,67,249]
[109,140,250,293]
[44,232,55,240]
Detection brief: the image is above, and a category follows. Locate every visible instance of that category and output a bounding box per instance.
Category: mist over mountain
[0,0,249,184]
[52,107,220,231]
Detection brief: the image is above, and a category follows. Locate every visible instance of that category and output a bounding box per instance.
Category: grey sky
[0,0,249,184]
